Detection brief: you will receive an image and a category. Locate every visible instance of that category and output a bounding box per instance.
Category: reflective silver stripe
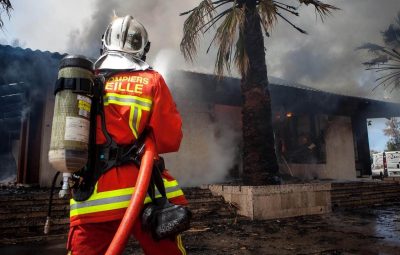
[104,95,152,108]
[70,194,131,210]
[132,107,139,135]
[70,185,182,210]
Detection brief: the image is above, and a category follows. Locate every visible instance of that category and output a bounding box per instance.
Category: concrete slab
[209,183,332,220]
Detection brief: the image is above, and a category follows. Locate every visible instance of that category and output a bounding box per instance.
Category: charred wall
[0,45,63,184]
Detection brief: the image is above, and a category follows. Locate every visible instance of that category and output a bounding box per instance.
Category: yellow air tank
[48,55,94,173]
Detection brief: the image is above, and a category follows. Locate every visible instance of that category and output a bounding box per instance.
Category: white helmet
[102,15,149,59]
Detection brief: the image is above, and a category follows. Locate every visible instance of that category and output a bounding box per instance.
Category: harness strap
[72,72,151,202]
[54,77,93,95]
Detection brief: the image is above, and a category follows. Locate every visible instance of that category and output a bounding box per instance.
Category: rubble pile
[1,184,400,254]
[0,186,240,246]
[0,186,69,244]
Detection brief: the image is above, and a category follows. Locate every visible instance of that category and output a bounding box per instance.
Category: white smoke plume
[153,50,241,186]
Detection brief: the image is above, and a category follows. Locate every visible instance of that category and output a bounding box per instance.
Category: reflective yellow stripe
[71,201,131,217]
[129,106,139,138]
[70,184,134,205]
[164,180,178,188]
[103,93,152,138]
[143,189,184,204]
[177,235,186,255]
[70,179,184,218]
[104,93,152,110]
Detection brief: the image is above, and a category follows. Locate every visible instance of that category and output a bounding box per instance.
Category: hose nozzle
[59,173,71,198]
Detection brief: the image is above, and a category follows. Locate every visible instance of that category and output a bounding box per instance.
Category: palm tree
[180,0,339,185]
[0,0,12,28]
[358,12,400,92]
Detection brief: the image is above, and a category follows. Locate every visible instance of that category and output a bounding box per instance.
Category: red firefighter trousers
[67,219,186,255]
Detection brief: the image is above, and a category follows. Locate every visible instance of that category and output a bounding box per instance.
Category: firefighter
[67,15,188,255]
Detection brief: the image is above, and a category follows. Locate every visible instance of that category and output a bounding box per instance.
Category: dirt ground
[192,209,400,255]
[126,204,400,255]
[1,204,400,255]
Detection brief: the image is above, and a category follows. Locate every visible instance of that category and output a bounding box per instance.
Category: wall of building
[39,82,57,187]
[288,116,357,180]
[163,102,241,187]
[36,70,358,187]
[38,96,358,187]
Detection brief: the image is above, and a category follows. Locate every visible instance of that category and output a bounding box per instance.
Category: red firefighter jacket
[69,70,187,226]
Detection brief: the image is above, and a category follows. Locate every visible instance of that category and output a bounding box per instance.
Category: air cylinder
[48,55,94,173]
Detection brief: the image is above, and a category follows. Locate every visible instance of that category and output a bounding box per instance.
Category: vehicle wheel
[380,172,384,180]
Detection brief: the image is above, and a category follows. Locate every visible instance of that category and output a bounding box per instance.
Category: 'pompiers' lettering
[107,76,149,85]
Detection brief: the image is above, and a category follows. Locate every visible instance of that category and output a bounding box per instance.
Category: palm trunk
[241,0,279,185]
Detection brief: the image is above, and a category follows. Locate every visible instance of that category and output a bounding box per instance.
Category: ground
[178,205,400,255]
[1,204,400,255]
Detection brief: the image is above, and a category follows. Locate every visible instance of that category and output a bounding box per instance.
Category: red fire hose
[105,137,156,255]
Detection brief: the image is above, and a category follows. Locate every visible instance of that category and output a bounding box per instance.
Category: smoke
[0,45,61,183]
[0,153,16,183]
[1,0,399,100]
[163,118,241,187]
[265,0,400,100]
[382,12,400,48]
[152,48,178,80]
[11,0,395,185]
[153,50,241,186]
[67,1,120,58]
[66,0,202,63]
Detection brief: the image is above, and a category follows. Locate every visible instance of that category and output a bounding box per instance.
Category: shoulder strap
[148,161,167,202]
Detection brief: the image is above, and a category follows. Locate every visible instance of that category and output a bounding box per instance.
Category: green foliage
[384,118,400,151]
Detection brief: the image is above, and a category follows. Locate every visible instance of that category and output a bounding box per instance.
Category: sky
[1,0,399,153]
[1,0,399,96]
[367,118,389,152]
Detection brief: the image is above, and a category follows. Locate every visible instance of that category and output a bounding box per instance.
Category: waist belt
[97,140,145,174]
[72,138,166,202]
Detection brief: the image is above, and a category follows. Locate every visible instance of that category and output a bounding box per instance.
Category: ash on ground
[123,204,400,255]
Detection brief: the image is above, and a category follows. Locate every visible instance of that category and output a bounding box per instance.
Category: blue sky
[367,118,390,152]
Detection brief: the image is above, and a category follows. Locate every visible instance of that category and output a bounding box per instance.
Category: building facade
[1,45,400,187]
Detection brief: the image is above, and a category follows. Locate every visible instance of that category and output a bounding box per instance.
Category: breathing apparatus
[45,55,96,233]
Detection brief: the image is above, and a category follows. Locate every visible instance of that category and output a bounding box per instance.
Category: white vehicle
[371,151,400,178]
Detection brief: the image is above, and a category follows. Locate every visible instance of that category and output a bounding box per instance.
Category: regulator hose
[105,137,156,255]
[44,171,61,234]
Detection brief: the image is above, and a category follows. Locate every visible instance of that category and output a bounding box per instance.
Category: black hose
[48,171,61,217]
[44,171,61,234]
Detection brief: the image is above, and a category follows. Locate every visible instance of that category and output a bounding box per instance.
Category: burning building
[1,44,400,187]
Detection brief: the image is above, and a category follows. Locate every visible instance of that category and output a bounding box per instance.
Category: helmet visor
[103,16,148,55]
[124,23,147,52]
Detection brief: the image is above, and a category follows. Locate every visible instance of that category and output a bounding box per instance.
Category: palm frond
[298,0,340,22]
[258,0,278,37]
[360,44,400,90]
[180,0,216,62]
[356,43,385,53]
[214,6,244,76]
[180,0,339,77]
[0,0,13,28]
[276,12,307,34]
[234,26,249,76]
